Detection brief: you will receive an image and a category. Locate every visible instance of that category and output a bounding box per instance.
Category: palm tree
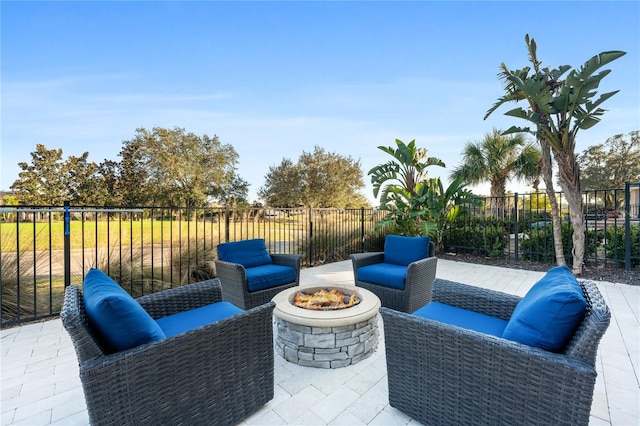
[486,34,625,275]
[450,128,540,216]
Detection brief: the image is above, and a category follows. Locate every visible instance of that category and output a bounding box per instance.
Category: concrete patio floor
[1,259,638,425]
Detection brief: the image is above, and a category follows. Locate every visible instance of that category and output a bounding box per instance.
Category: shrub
[519,222,602,264]
[603,225,640,267]
[445,220,508,257]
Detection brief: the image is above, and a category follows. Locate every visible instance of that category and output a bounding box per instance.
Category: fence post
[308,207,313,268]
[625,182,631,271]
[514,193,519,261]
[64,201,71,287]
[360,207,365,253]
[224,205,230,243]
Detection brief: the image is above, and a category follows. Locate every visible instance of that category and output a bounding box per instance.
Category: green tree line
[6,127,370,209]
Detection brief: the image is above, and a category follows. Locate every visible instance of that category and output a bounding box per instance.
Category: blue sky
[2,1,639,204]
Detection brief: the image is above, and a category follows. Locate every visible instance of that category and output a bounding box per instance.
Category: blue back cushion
[413,302,508,337]
[156,301,243,338]
[217,239,273,268]
[245,264,297,292]
[356,263,407,289]
[384,235,431,266]
[83,268,165,353]
[502,265,587,352]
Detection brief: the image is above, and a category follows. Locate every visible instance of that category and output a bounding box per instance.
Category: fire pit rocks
[272,285,381,368]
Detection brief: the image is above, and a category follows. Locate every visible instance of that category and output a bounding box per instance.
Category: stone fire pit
[272,285,381,368]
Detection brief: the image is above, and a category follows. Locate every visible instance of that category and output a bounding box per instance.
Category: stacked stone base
[274,315,379,368]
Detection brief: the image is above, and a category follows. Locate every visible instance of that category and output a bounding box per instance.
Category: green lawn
[0,217,304,252]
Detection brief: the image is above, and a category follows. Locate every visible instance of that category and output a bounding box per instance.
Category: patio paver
[1,259,638,425]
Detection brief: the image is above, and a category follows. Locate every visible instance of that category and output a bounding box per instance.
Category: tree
[122,127,240,208]
[1,195,19,222]
[578,131,640,190]
[96,160,122,206]
[117,138,151,207]
[11,145,114,206]
[486,34,625,275]
[450,128,540,198]
[11,144,66,205]
[65,153,103,205]
[297,147,366,208]
[216,174,250,206]
[259,146,367,208]
[258,159,300,208]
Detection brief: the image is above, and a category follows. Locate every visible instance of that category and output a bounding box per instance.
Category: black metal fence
[1,183,639,327]
[0,205,387,327]
[445,185,640,269]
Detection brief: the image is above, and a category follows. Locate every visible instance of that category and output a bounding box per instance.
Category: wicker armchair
[350,236,437,313]
[215,239,301,309]
[61,279,275,426]
[380,278,611,426]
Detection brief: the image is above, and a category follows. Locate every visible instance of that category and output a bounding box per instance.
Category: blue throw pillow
[83,268,165,353]
[502,266,587,352]
[383,235,431,266]
[217,239,273,268]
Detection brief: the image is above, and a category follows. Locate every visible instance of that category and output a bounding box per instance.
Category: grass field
[0,217,306,252]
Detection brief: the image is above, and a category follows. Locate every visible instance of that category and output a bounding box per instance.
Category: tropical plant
[374,182,431,236]
[450,127,540,199]
[486,34,625,275]
[419,176,481,251]
[369,139,445,235]
[370,139,445,199]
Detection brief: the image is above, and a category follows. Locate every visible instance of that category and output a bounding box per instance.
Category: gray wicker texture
[61,279,275,426]
[215,253,301,309]
[350,241,437,313]
[380,278,611,426]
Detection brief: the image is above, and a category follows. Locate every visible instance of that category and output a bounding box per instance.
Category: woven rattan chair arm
[137,279,223,319]
[271,253,301,285]
[432,278,521,321]
[349,252,385,269]
[406,256,438,279]
[214,260,247,281]
[270,253,302,269]
[404,257,437,308]
[61,285,105,361]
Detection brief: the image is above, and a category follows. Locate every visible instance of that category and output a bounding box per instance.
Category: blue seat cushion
[156,301,243,338]
[217,238,273,268]
[82,268,166,353]
[502,265,587,352]
[413,302,508,337]
[245,264,297,292]
[357,263,407,290]
[384,235,431,266]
